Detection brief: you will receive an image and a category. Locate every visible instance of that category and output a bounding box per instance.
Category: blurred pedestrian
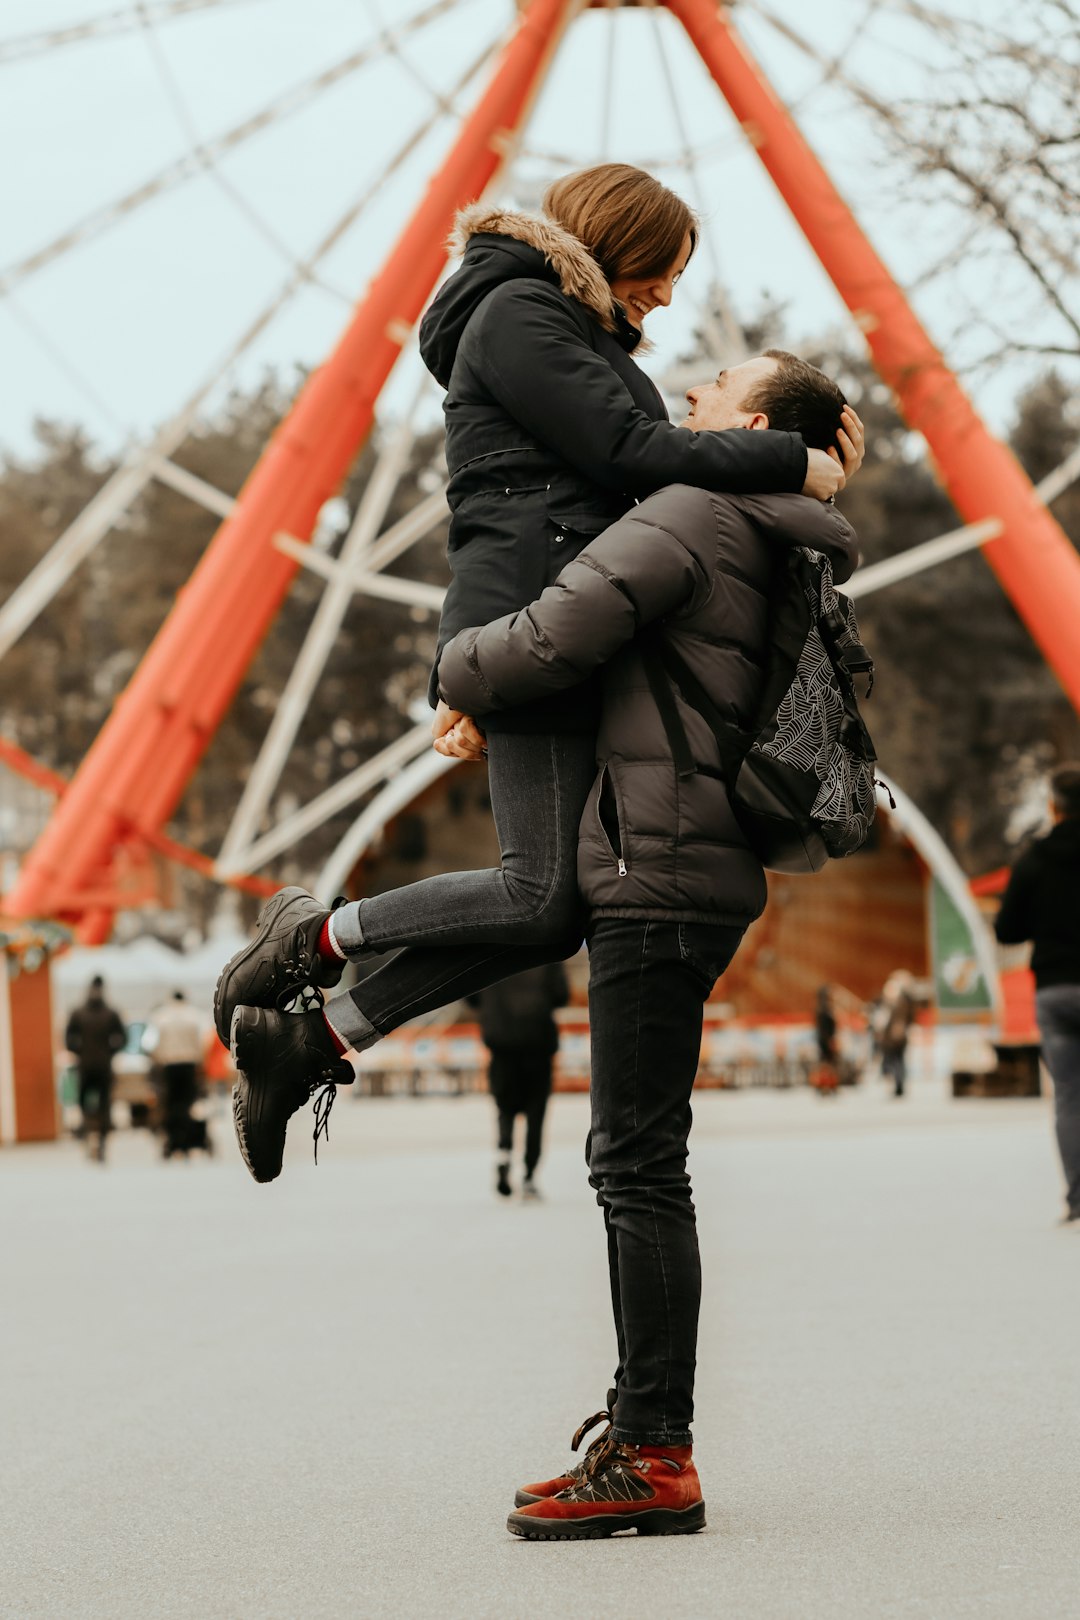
[147,990,209,1158]
[815,984,839,1067]
[809,984,841,1095]
[877,971,917,1098]
[995,762,1080,1225]
[65,975,126,1161]
[470,963,569,1199]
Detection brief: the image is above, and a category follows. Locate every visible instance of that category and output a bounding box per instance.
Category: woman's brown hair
[542,163,698,283]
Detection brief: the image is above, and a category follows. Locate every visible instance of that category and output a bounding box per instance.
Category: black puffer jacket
[439,484,858,925]
[468,963,569,1055]
[419,206,808,732]
[995,817,1080,988]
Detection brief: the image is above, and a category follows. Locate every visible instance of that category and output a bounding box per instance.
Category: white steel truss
[0,22,498,663]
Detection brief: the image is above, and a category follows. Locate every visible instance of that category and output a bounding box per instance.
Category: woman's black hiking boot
[214,887,346,1046]
[230,1005,353,1184]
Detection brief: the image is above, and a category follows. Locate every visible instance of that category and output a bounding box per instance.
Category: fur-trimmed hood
[450,205,618,331]
[419,205,640,387]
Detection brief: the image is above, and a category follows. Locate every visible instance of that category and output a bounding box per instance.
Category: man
[434,350,859,1538]
[469,962,569,1199]
[147,990,208,1158]
[217,350,860,1536]
[65,976,126,1162]
[995,763,1080,1225]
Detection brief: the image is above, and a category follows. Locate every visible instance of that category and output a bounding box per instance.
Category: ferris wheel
[2,0,1080,942]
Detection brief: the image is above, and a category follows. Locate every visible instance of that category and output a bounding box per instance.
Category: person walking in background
[147,990,209,1159]
[470,963,569,1200]
[65,975,126,1162]
[995,763,1080,1226]
[876,971,918,1098]
[815,984,839,1068]
[810,984,841,1095]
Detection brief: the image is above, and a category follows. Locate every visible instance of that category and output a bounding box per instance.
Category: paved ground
[2,1073,1079,1620]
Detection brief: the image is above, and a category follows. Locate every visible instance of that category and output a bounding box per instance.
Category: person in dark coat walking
[65,975,126,1161]
[995,763,1080,1224]
[438,350,860,1536]
[470,962,569,1199]
[221,166,863,1186]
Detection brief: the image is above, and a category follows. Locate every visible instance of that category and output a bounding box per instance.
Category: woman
[222,164,862,1183]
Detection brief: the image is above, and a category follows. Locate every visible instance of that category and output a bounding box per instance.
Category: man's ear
[747,412,770,431]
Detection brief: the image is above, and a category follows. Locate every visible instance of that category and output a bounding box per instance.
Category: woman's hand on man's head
[801,405,866,501]
[834,406,865,481]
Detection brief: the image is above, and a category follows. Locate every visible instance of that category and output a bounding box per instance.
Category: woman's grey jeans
[324,729,597,1050]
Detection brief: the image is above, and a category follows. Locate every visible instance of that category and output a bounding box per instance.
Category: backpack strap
[640,639,696,780]
[815,580,875,696]
[640,634,750,783]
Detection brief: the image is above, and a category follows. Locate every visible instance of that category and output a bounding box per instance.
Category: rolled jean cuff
[330,901,366,957]
[323,994,381,1053]
[610,1426,693,1448]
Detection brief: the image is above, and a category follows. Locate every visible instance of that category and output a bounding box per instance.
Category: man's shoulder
[631,484,723,532]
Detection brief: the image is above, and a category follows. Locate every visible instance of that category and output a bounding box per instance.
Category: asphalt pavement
[2,1073,1078,1620]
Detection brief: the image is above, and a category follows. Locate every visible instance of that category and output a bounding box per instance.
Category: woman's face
[610,230,693,332]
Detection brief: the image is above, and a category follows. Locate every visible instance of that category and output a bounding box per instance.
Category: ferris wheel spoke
[0,29,497,665]
[215,367,445,875]
[648,8,747,363]
[0,0,266,67]
[0,0,464,300]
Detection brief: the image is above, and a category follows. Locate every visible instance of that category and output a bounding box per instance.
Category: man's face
[681,355,780,431]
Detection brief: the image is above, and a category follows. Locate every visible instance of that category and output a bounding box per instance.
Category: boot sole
[513,1490,544,1507]
[506,1501,705,1541]
[214,887,323,1046]
[230,1005,280,1185]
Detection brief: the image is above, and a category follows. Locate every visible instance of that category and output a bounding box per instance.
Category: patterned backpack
[642,547,881,874]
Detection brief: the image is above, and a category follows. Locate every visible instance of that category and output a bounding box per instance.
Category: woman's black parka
[419,206,809,731]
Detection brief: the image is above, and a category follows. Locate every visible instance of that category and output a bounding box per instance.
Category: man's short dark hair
[90,974,104,990]
[741,349,847,455]
[1051,763,1080,819]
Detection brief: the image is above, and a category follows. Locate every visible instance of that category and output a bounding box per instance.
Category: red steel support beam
[7,0,577,929]
[667,0,1080,710]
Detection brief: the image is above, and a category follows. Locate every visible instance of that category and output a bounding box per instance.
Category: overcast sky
[1,0,1072,461]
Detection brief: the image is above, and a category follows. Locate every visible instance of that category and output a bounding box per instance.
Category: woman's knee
[502,878,583,951]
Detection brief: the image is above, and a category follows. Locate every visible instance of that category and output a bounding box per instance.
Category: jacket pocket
[546,493,624,536]
[677,923,744,991]
[594,765,629,878]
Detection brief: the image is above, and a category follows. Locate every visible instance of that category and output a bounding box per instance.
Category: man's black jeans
[586,916,745,1447]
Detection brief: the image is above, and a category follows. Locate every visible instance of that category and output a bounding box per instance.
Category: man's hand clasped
[432,698,487,762]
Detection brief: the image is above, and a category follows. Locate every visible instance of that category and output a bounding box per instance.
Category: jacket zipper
[596,766,629,877]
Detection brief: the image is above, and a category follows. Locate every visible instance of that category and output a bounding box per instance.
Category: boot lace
[571,1407,612,1454]
[552,1404,615,1490]
[309,1079,337,1163]
[307,1034,353,1166]
[557,1437,652,1504]
[275,896,349,1016]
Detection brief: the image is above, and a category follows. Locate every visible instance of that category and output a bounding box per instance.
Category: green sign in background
[929,877,992,1012]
